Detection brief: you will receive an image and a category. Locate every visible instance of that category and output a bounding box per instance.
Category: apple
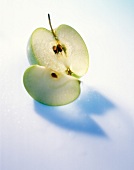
[27,14,89,78]
[23,14,89,106]
[23,65,80,106]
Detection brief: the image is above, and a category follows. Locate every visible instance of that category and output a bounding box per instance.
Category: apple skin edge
[23,65,81,106]
[27,38,38,65]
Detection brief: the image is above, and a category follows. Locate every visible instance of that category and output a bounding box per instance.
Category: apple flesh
[27,25,89,78]
[23,65,80,106]
[24,15,89,106]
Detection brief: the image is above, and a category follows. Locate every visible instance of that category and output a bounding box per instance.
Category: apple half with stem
[23,14,89,106]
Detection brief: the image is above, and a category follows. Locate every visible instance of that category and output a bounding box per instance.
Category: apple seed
[57,44,62,52]
[52,44,63,54]
[51,72,58,78]
[53,46,58,54]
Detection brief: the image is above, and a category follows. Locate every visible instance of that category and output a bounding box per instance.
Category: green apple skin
[23,65,80,106]
[27,37,38,65]
[27,25,89,78]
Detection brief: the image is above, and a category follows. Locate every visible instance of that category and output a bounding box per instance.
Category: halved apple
[23,65,80,106]
[27,15,89,78]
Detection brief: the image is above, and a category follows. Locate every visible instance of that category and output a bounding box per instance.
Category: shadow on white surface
[34,84,116,137]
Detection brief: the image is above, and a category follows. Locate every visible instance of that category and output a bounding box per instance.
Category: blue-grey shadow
[34,83,116,137]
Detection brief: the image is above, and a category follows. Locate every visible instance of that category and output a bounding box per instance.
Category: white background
[0,0,134,170]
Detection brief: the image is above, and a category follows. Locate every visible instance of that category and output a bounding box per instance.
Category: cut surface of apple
[23,65,80,106]
[27,24,89,78]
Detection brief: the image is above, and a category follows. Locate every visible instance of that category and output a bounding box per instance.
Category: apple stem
[48,14,58,41]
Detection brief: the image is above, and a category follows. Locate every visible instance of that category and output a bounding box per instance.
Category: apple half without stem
[27,25,89,78]
[23,65,80,106]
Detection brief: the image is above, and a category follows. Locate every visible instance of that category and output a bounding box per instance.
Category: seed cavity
[51,72,58,78]
[53,44,63,54]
